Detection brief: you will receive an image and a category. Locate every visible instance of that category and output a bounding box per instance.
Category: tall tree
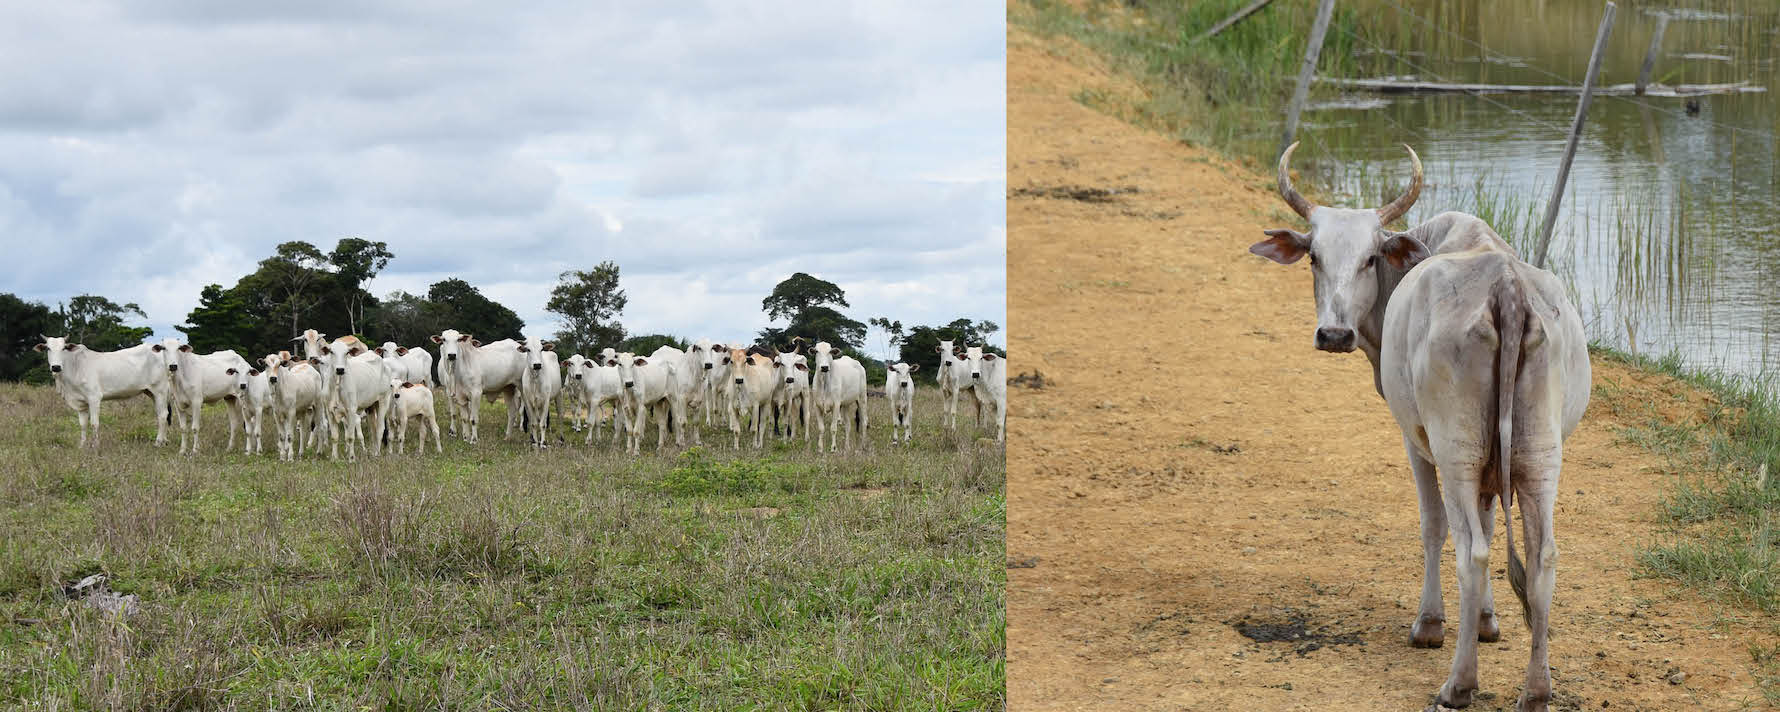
[260,241,329,341]
[179,284,258,355]
[429,278,525,342]
[0,293,62,383]
[366,290,440,349]
[620,334,685,356]
[546,262,627,356]
[868,317,905,363]
[329,237,393,335]
[756,273,866,350]
[60,295,152,351]
[898,319,1004,382]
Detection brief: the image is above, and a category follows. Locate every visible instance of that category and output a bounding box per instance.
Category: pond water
[1287,0,1780,377]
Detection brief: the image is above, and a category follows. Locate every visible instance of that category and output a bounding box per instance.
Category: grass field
[0,383,1005,710]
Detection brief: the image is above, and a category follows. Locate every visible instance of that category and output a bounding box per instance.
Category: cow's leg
[429,414,443,454]
[1476,495,1502,643]
[466,394,481,444]
[187,399,202,455]
[1515,478,1559,712]
[1405,436,1449,648]
[1435,468,1489,709]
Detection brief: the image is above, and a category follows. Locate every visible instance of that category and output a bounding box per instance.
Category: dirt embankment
[1006,22,1776,712]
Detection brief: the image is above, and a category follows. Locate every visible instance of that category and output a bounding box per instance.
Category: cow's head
[33,335,79,374]
[516,337,555,372]
[812,341,838,375]
[1251,142,1428,353]
[772,352,808,385]
[962,346,998,381]
[290,329,328,359]
[615,353,643,389]
[431,330,471,361]
[691,339,721,373]
[936,339,959,364]
[318,342,364,377]
[722,347,754,387]
[226,367,248,392]
[152,338,191,372]
[261,354,284,385]
[561,354,586,381]
[887,361,918,387]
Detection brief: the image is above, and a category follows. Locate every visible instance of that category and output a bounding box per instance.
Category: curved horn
[1376,143,1424,226]
[1277,141,1318,220]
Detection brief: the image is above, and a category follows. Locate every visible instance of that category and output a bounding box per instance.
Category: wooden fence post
[1280,0,1337,159]
[1533,1,1616,270]
[1636,14,1668,95]
[1193,0,1278,44]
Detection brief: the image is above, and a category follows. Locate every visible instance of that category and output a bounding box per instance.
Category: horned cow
[1252,142,1589,712]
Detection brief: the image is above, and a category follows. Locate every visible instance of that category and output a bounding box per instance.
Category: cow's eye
[1365,254,1378,270]
[1308,253,1319,267]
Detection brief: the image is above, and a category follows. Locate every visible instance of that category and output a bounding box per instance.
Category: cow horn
[1277,141,1317,220]
[1376,144,1423,226]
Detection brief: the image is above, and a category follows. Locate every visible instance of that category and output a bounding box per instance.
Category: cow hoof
[1516,690,1550,712]
[1435,683,1473,709]
[1410,615,1445,648]
[1477,611,1500,642]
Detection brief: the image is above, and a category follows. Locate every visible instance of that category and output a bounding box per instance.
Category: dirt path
[1006,23,1775,712]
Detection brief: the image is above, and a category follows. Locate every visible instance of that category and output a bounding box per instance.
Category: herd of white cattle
[31,330,1007,459]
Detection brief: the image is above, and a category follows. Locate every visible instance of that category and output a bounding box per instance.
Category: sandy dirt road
[1005,22,1776,712]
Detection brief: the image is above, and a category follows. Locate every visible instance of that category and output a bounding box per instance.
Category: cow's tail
[1495,268,1530,625]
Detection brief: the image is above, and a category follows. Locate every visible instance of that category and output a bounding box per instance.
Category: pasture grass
[0,383,1005,709]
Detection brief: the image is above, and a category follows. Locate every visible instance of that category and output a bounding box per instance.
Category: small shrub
[657,447,808,497]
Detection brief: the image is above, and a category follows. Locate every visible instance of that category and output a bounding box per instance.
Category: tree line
[2,240,1000,385]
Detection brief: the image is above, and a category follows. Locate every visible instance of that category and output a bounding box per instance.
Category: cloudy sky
[1,1,1005,356]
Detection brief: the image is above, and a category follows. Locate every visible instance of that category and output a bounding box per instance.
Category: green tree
[756,273,866,350]
[0,293,61,383]
[366,290,441,350]
[868,317,905,363]
[178,284,258,355]
[60,295,152,352]
[620,333,685,356]
[546,262,627,356]
[329,237,393,335]
[898,319,1003,383]
[260,241,330,341]
[429,278,524,342]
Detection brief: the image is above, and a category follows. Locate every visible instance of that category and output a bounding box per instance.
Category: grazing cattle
[516,337,562,449]
[316,341,390,461]
[1253,142,1589,711]
[565,354,627,445]
[959,346,1005,443]
[615,352,685,455]
[722,347,777,449]
[33,336,172,448]
[885,362,919,445]
[374,341,436,388]
[935,339,976,430]
[770,348,811,442]
[387,380,443,455]
[430,330,524,444]
[808,341,868,452]
[230,364,273,455]
[154,339,251,455]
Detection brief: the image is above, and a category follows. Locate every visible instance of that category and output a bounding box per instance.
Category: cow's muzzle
[446,354,456,361]
[819,366,829,373]
[703,363,712,370]
[50,365,61,373]
[239,383,247,390]
[624,381,634,389]
[269,377,278,384]
[574,374,583,380]
[972,372,980,380]
[168,364,178,372]
[734,378,744,385]
[532,363,542,370]
[1314,327,1357,353]
[335,368,346,375]
[785,378,794,384]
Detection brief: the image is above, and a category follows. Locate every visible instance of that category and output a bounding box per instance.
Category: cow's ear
[711,343,726,352]
[349,346,364,356]
[517,344,529,352]
[794,362,808,371]
[152,344,162,352]
[470,339,482,347]
[249,368,261,377]
[633,358,647,367]
[32,343,46,352]
[908,363,920,372]
[1250,228,1312,265]
[542,342,555,352]
[226,368,237,375]
[560,360,570,368]
[396,346,408,355]
[430,334,444,344]
[1380,232,1431,270]
[459,334,471,342]
[319,345,332,355]
[308,357,321,365]
[178,344,193,352]
[983,353,998,361]
[402,382,414,389]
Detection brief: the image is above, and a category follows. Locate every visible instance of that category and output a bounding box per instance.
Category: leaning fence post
[1636,14,1668,96]
[1280,0,1337,159]
[1193,0,1278,44]
[1533,1,1616,270]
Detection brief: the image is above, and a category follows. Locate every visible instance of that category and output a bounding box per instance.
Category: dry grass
[0,382,1005,709]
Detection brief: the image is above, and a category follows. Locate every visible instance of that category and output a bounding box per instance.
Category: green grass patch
[0,383,1004,709]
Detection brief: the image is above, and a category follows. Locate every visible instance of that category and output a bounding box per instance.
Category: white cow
[559,354,591,432]
[959,346,1005,443]
[229,363,273,455]
[266,353,326,461]
[154,339,251,455]
[687,339,725,425]
[770,349,812,443]
[565,355,627,446]
[387,379,443,455]
[33,336,173,448]
[648,345,705,446]
[374,341,436,388]
[809,341,868,453]
[722,347,778,449]
[615,352,685,454]
[430,330,524,444]
[885,362,920,445]
[517,337,562,449]
[936,339,976,430]
[1252,143,1591,711]
[316,341,389,461]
